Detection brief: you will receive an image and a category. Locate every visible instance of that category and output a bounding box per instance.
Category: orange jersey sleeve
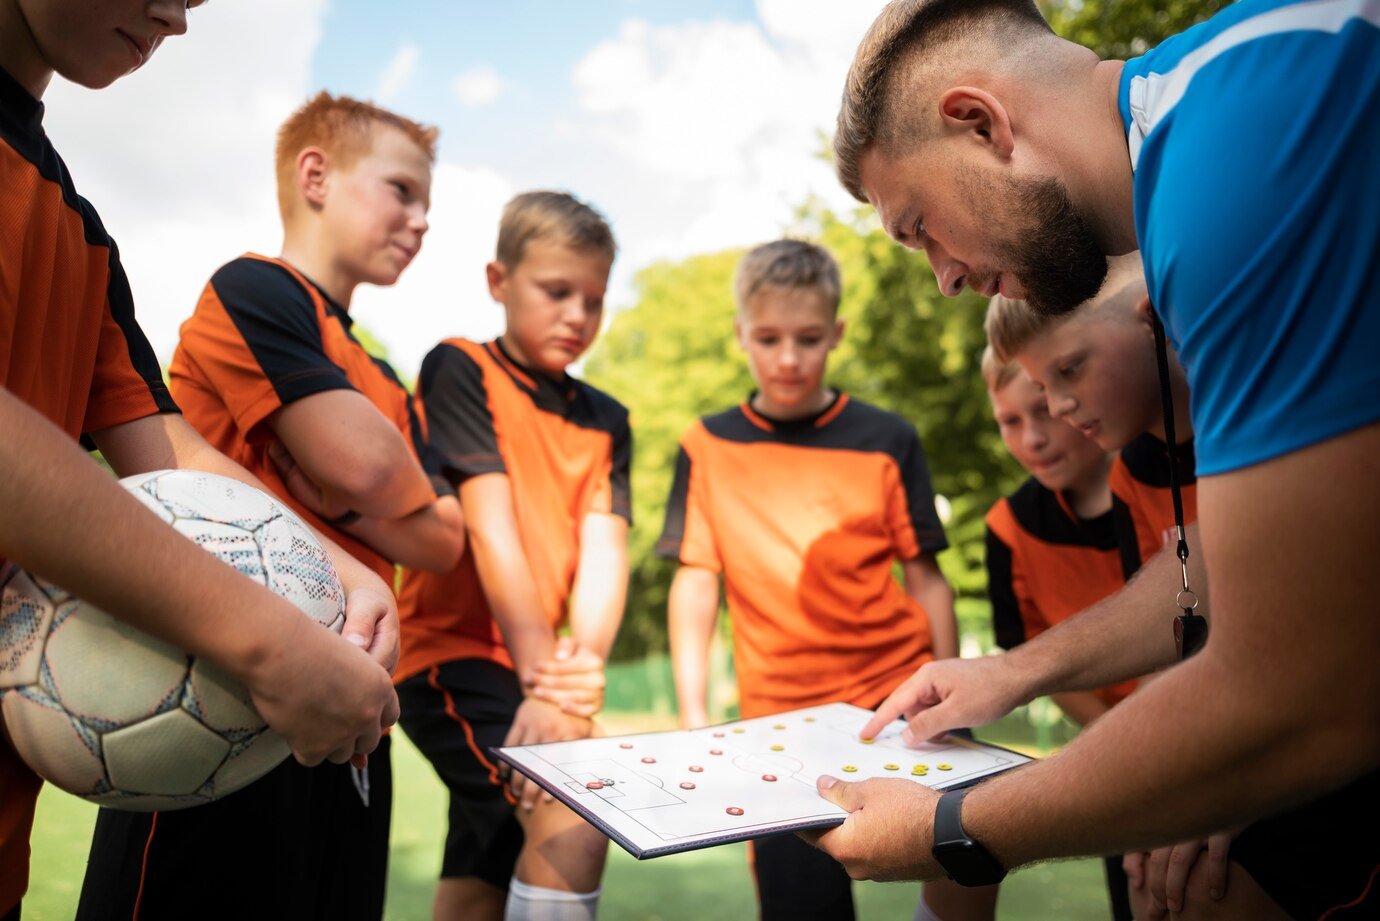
[985,479,1136,707]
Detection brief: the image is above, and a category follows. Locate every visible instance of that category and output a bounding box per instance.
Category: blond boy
[76,92,464,921]
[658,240,993,921]
[396,191,629,921]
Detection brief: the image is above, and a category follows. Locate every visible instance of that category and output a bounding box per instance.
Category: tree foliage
[1041,0,1236,58]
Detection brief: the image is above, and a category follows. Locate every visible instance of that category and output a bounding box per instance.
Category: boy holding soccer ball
[0,2,401,919]
[77,93,466,919]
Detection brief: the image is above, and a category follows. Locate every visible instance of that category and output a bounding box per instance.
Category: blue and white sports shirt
[1119,0,1380,476]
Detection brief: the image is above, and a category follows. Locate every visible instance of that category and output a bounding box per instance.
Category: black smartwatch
[932,787,1007,887]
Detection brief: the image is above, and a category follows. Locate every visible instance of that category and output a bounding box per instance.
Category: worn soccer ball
[0,469,345,811]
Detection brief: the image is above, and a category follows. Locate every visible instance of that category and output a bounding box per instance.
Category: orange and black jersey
[168,255,443,584]
[656,394,947,720]
[397,338,631,683]
[985,477,1136,708]
[1,65,176,914]
[1109,433,1198,580]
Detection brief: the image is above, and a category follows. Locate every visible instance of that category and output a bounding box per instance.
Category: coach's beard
[1000,174,1109,316]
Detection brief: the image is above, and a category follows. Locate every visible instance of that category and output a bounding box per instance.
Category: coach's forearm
[965,633,1373,869]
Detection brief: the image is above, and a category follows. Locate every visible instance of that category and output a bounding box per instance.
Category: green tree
[1042,0,1236,58]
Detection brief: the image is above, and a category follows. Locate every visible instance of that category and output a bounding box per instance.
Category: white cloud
[41,0,328,366]
[350,163,514,378]
[568,0,889,273]
[452,65,504,108]
[374,44,420,103]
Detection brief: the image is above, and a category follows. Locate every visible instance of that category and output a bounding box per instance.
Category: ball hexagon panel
[136,469,283,532]
[44,603,187,726]
[212,729,290,796]
[186,658,261,734]
[1,691,105,794]
[104,708,231,795]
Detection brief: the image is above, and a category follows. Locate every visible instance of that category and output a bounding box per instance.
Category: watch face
[934,840,1006,887]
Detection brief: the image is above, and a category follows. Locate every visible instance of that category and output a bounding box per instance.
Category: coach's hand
[799,775,943,881]
[503,698,593,811]
[528,636,606,717]
[861,655,1029,745]
[244,599,399,768]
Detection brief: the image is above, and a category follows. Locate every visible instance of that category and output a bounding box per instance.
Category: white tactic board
[495,702,1032,858]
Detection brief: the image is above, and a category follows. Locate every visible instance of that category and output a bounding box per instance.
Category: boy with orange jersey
[396,191,629,921]
[992,256,1196,588]
[980,345,1130,722]
[978,330,1132,919]
[986,259,1210,920]
[0,6,399,919]
[77,92,464,921]
[658,240,988,921]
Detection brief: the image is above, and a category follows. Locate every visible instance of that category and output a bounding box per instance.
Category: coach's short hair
[835,0,1051,201]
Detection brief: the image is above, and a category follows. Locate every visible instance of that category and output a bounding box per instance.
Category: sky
[42,0,890,379]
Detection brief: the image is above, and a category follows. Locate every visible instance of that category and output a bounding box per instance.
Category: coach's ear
[938,87,1015,160]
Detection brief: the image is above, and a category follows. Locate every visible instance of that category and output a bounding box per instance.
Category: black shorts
[76,736,392,921]
[1231,768,1380,920]
[753,832,856,921]
[396,658,525,888]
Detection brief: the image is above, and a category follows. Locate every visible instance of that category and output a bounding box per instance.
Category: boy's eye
[799,336,823,347]
[544,287,571,300]
[1058,361,1080,380]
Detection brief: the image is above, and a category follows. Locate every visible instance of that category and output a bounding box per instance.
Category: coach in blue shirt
[814,1,1380,918]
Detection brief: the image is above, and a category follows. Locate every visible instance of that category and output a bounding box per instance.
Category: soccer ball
[0,469,345,811]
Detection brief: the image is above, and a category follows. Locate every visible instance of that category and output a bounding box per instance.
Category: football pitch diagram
[497,702,1031,858]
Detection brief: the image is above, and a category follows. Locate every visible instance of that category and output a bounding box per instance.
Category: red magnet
[688,765,704,772]
[641,757,656,764]
[762,774,777,782]
[680,781,696,790]
[619,743,633,749]
[709,749,723,756]
[585,781,604,790]
[726,806,744,816]
[712,732,725,738]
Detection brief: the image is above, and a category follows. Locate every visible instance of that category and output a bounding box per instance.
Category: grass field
[23,712,1111,920]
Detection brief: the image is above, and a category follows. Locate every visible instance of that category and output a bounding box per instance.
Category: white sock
[912,894,946,921]
[505,878,601,921]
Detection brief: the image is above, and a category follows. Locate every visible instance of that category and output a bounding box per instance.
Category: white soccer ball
[0,469,345,811]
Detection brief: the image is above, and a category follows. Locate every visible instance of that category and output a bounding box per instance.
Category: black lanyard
[1151,311,1207,659]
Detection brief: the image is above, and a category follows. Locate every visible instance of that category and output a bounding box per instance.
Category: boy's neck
[0,4,54,99]
[751,387,835,423]
[279,237,358,310]
[496,335,568,383]
[1064,454,1113,520]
